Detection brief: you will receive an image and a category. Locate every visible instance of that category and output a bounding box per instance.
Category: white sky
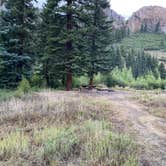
[37,0,166,18]
[110,0,166,18]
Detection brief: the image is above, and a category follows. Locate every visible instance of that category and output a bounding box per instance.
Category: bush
[73,76,89,88]
[132,77,148,89]
[105,67,166,90]
[94,73,104,85]
[17,78,31,94]
[30,74,43,88]
[106,67,134,87]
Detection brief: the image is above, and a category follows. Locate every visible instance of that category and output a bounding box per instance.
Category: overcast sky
[111,0,166,18]
[37,0,166,18]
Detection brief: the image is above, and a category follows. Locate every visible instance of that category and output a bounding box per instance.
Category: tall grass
[133,90,166,118]
[0,90,139,165]
[0,89,17,101]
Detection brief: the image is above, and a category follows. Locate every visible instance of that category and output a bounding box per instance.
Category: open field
[0,89,166,166]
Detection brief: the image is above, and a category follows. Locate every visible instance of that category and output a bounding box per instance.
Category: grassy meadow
[120,33,166,51]
[133,90,166,119]
[0,90,139,166]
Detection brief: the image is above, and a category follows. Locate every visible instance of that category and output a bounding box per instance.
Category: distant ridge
[104,8,125,29]
[127,6,166,34]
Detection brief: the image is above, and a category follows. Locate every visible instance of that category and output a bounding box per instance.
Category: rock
[104,8,125,29]
[127,6,166,34]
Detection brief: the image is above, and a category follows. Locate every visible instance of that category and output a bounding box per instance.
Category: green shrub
[30,74,43,88]
[108,67,134,87]
[105,67,166,90]
[94,73,104,85]
[73,76,89,87]
[17,78,31,94]
[132,77,148,89]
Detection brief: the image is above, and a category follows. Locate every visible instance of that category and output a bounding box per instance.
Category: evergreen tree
[0,0,37,88]
[155,21,160,33]
[114,47,125,69]
[159,63,166,79]
[41,0,87,90]
[83,0,113,88]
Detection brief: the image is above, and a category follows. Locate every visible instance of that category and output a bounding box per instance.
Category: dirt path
[107,91,166,166]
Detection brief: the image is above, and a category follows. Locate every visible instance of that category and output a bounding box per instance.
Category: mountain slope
[104,8,125,29]
[119,33,166,65]
[127,6,166,34]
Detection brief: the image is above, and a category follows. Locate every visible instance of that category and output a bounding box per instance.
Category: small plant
[17,77,31,94]
[0,131,29,159]
[34,127,79,160]
[80,121,138,165]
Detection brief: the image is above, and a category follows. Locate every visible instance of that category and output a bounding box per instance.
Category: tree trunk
[66,72,72,91]
[89,75,94,90]
[66,0,73,91]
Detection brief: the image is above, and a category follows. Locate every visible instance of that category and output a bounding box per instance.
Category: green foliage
[111,46,161,80]
[120,33,166,51]
[111,67,134,87]
[32,120,138,165]
[73,73,106,88]
[34,127,79,159]
[30,74,44,88]
[0,89,17,101]
[159,63,166,79]
[17,78,31,94]
[40,0,88,89]
[0,131,29,158]
[80,120,138,165]
[73,76,89,88]
[83,0,113,86]
[0,0,37,88]
[106,67,166,90]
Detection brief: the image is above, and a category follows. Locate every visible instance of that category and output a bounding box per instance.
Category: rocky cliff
[104,8,125,29]
[127,6,166,34]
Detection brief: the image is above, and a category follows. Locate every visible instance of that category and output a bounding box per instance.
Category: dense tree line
[111,46,166,79]
[0,0,113,90]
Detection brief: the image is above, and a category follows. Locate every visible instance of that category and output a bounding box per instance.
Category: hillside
[119,33,166,65]
[120,33,166,51]
[104,8,125,29]
[127,6,166,34]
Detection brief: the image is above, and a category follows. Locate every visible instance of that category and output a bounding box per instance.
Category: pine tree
[0,0,37,88]
[155,21,160,33]
[159,63,166,79]
[41,0,87,90]
[83,0,113,88]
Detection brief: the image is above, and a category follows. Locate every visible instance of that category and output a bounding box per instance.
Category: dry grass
[0,89,139,165]
[133,90,166,118]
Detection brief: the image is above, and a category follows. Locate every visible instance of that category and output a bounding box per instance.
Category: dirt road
[107,91,166,166]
